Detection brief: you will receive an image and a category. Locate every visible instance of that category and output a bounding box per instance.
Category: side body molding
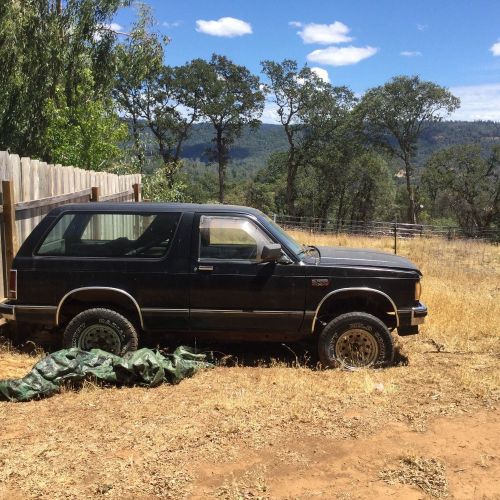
[312,287,399,332]
[56,287,144,328]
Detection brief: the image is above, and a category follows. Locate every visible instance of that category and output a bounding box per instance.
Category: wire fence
[274,214,499,272]
[273,214,499,243]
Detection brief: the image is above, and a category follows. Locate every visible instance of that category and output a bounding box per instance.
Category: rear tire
[318,312,394,369]
[63,308,138,356]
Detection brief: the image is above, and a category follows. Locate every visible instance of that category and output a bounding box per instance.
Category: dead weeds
[379,455,448,498]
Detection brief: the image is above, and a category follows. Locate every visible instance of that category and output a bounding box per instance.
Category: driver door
[189,213,306,333]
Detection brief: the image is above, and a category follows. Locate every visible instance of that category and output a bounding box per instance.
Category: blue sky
[114,0,500,122]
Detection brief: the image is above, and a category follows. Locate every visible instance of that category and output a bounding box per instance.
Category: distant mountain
[139,120,500,176]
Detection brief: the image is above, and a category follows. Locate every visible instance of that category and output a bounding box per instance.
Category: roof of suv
[48,202,265,217]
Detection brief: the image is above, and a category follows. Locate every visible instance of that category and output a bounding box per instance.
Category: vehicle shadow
[169,340,320,369]
[4,327,409,370]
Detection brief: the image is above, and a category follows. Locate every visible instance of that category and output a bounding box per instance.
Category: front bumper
[396,302,427,335]
[410,302,427,325]
[0,300,15,321]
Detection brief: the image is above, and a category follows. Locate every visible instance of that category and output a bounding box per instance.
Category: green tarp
[0,347,213,402]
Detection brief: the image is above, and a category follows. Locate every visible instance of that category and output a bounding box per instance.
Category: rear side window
[37,212,181,258]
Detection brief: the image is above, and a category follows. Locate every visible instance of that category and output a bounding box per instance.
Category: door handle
[197,265,214,272]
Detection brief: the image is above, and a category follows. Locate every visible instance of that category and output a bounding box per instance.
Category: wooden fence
[0,151,142,299]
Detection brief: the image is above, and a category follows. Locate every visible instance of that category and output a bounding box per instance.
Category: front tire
[318,312,394,369]
[63,308,138,356]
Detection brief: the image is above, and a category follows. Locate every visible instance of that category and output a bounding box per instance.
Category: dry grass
[379,455,448,498]
[0,233,499,499]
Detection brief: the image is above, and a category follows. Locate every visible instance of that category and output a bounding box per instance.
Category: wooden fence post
[2,180,19,273]
[91,186,100,202]
[393,222,398,255]
[133,183,141,202]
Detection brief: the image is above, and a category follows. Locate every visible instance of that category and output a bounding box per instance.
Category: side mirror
[260,243,282,262]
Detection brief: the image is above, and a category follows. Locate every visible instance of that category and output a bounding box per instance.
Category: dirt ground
[0,341,498,499]
[0,235,499,499]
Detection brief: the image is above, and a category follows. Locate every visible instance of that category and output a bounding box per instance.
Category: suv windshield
[262,216,305,257]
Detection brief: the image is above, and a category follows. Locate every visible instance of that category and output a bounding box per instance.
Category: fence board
[0,151,142,300]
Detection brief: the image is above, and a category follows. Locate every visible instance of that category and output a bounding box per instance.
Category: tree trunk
[173,121,191,162]
[317,200,330,231]
[131,114,144,174]
[216,129,225,204]
[284,125,296,215]
[404,159,417,224]
[158,141,175,188]
[285,162,297,215]
[336,186,346,232]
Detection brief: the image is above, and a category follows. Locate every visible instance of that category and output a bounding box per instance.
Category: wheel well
[57,289,142,330]
[313,290,398,333]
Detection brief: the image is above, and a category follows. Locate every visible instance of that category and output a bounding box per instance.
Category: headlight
[415,280,422,301]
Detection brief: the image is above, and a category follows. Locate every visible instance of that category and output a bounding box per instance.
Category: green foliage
[44,77,127,170]
[113,4,164,172]
[359,75,460,223]
[423,144,499,231]
[187,54,265,202]
[143,163,191,202]
[0,3,495,231]
[261,59,324,214]
[0,0,126,159]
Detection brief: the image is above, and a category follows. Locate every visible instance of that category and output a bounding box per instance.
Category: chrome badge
[311,278,330,287]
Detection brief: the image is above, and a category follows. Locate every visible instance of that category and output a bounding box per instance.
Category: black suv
[0,203,427,368]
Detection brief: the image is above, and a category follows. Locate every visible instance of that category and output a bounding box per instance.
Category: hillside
[145,120,500,177]
[134,120,500,178]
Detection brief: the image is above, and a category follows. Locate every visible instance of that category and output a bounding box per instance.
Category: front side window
[199,215,273,261]
[37,212,181,258]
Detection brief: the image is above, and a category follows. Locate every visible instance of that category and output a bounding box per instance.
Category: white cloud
[195,17,252,37]
[297,21,352,44]
[307,45,378,66]
[401,51,422,57]
[289,21,302,28]
[94,22,123,41]
[310,67,330,83]
[416,23,428,31]
[108,22,123,32]
[490,41,500,56]
[450,83,500,121]
[162,21,181,28]
[261,101,280,124]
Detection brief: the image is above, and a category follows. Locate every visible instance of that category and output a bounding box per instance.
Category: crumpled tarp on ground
[0,346,213,402]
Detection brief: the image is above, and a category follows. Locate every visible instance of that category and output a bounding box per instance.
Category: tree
[114,9,206,184]
[0,0,126,159]
[192,55,264,203]
[44,75,127,170]
[423,144,499,232]
[261,60,321,214]
[143,165,191,202]
[359,76,460,223]
[299,84,360,222]
[113,5,164,173]
[141,62,205,180]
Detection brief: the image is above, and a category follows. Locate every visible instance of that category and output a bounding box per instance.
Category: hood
[315,246,421,274]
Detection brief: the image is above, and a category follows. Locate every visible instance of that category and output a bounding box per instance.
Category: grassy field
[0,233,499,499]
